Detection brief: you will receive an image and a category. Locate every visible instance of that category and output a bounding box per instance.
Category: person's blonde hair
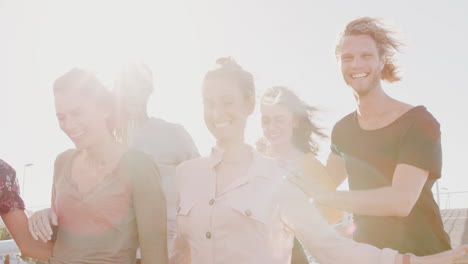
[113,62,154,144]
[115,62,154,96]
[53,68,121,140]
[336,17,404,83]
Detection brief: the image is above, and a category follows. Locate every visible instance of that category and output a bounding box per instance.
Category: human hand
[287,167,328,204]
[28,208,58,243]
[255,137,269,154]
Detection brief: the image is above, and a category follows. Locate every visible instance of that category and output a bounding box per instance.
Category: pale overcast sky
[1,0,467,209]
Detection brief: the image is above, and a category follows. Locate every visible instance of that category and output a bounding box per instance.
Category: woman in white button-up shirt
[169,57,467,264]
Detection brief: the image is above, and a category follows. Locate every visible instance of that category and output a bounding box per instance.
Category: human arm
[27,152,67,242]
[28,208,57,242]
[290,163,428,217]
[297,154,344,224]
[132,154,168,264]
[3,209,53,261]
[0,159,52,260]
[323,164,427,216]
[325,152,348,188]
[291,158,428,217]
[278,180,398,264]
[291,114,440,217]
[278,181,468,264]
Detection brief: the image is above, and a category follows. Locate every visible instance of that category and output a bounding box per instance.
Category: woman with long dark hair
[258,86,344,263]
[259,86,343,225]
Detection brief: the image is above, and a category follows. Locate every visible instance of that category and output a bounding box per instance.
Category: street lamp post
[22,163,34,197]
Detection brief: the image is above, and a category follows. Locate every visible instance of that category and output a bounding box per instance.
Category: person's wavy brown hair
[261,86,327,156]
[336,17,404,83]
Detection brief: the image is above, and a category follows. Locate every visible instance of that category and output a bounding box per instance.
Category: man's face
[338,34,385,96]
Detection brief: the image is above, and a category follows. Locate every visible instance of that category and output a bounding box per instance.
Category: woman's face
[260,103,296,148]
[55,89,110,150]
[202,79,253,143]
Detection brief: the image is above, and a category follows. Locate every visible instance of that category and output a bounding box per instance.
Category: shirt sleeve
[397,111,442,179]
[174,125,200,163]
[50,150,74,213]
[0,160,25,214]
[276,181,399,264]
[131,152,168,264]
[330,122,343,157]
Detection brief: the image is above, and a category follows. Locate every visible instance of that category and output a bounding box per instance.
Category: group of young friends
[0,17,467,264]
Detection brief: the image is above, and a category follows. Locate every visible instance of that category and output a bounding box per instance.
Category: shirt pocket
[229,197,272,226]
[176,199,195,217]
[176,199,196,237]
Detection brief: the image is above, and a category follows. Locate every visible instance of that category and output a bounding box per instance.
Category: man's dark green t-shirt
[331,105,451,256]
